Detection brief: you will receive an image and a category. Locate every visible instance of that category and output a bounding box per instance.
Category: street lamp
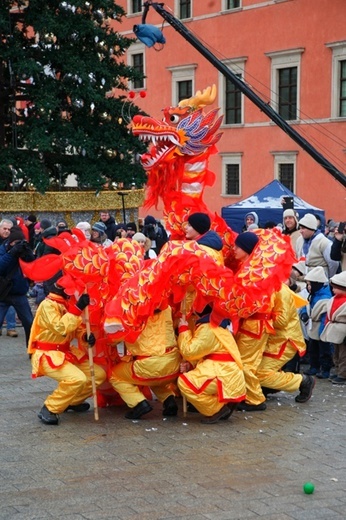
[117,191,128,224]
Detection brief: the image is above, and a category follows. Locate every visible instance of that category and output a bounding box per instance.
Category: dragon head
[132,85,223,170]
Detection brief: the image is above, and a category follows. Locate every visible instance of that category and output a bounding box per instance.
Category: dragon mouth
[132,116,182,170]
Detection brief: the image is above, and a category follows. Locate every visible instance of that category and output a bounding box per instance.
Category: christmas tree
[0,0,146,193]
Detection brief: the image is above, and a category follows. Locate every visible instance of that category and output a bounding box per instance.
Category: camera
[337,221,346,234]
[281,196,294,210]
[143,223,157,240]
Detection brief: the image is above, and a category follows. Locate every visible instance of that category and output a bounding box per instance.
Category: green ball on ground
[303,482,315,494]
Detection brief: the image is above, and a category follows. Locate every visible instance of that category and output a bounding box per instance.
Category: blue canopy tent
[221,180,325,233]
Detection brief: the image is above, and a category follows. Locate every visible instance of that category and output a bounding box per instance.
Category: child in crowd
[321,272,346,384]
[301,267,333,379]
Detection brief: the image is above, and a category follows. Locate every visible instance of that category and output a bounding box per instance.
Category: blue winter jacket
[0,242,30,296]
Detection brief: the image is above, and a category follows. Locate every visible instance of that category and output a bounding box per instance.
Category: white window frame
[272,151,298,192]
[218,58,246,126]
[175,0,193,20]
[127,42,146,91]
[220,153,242,197]
[265,48,304,121]
[127,0,142,16]
[326,41,346,119]
[167,64,197,106]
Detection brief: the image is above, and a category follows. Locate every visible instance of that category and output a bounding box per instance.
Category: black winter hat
[126,222,137,233]
[40,219,52,230]
[235,232,259,255]
[187,213,211,235]
[25,214,37,223]
[144,215,156,226]
[8,226,25,243]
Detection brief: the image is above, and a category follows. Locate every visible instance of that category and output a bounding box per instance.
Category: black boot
[38,405,59,425]
[237,401,267,412]
[162,395,178,416]
[65,402,90,413]
[200,405,233,424]
[125,400,153,420]
[295,375,315,403]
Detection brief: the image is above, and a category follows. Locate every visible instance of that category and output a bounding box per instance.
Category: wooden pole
[84,303,99,421]
[180,297,188,418]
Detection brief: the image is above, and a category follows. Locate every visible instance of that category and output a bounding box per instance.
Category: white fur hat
[304,266,328,283]
[293,260,307,276]
[299,213,318,231]
[330,271,346,289]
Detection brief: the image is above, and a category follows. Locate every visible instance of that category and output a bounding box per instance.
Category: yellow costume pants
[256,344,303,392]
[109,360,178,408]
[41,358,106,414]
[236,332,268,405]
[178,377,224,417]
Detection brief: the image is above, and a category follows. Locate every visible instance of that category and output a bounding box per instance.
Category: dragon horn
[178,84,217,110]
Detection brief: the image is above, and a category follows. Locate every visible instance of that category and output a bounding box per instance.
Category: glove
[83,332,96,347]
[76,294,90,311]
[300,312,309,324]
[9,241,27,258]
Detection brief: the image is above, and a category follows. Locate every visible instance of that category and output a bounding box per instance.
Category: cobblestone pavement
[1,330,346,520]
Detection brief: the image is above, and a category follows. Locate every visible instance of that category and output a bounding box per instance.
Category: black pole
[146,2,346,188]
[117,192,128,224]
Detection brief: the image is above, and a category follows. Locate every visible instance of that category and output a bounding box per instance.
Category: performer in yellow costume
[233,232,274,412]
[256,283,315,403]
[28,272,106,425]
[177,307,246,424]
[109,307,181,420]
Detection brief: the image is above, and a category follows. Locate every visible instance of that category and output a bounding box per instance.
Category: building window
[178,0,191,19]
[177,80,192,103]
[224,0,241,9]
[128,0,142,14]
[127,43,145,90]
[326,41,346,118]
[278,163,294,192]
[278,67,297,120]
[167,64,196,106]
[225,75,242,124]
[266,48,304,122]
[273,152,297,192]
[340,60,346,117]
[221,154,242,195]
[219,58,245,125]
[132,53,144,89]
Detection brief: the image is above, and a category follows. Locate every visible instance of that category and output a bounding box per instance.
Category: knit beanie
[298,213,318,231]
[304,266,328,283]
[132,232,147,243]
[34,222,41,230]
[126,222,137,233]
[40,219,52,230]
[144,215,156,226]
[25,214,37,223]
[187,213,211,235]
[8,226,25,243]
[76,221,91,231]
[330,271,346,289]
[292,260,306,276]
[92,222,107,234]
[235,232,259,255]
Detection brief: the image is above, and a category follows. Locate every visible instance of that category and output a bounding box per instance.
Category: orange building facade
[114,0,346,224]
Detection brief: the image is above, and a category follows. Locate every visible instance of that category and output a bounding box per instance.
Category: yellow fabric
[265,284,306,356]
[109,350,181,407]
[255,284,306,393]
[109,307,181,407]
[257,345,303,392]
[177,322,246,415]
[28,293,106,413]
[235,294,275,406]
[125,307,177,357]
[42,359,106,414]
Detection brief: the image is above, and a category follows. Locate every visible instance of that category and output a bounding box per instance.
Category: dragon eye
[169,114,180,124]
